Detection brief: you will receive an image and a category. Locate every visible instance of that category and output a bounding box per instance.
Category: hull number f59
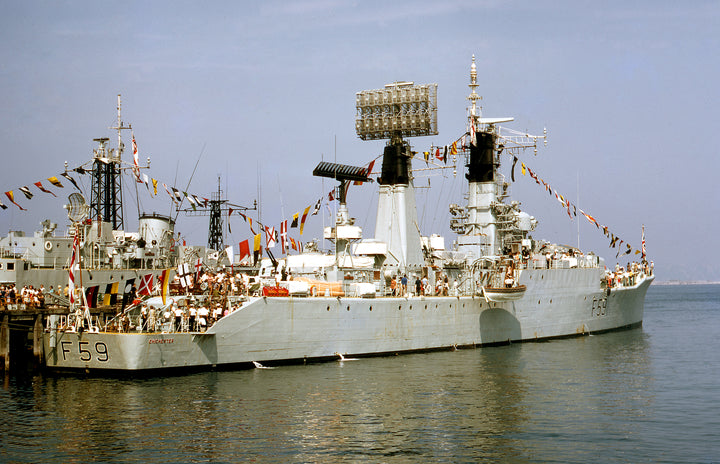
[60,341,109,363]
[591,297,607,317]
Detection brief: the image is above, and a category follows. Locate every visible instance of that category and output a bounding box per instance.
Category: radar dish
[66,193,89,223]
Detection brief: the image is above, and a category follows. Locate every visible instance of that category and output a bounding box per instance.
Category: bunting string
[229,158,376,262]
[2,135,640,262]
[0,153,384,262]
[513,155,643,259]
[0,168,85,211]
[422,128,645,260]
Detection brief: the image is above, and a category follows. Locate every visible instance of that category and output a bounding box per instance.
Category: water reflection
[2,328,655,462]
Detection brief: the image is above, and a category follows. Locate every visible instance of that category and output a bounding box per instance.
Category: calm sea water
[1,284,719,463]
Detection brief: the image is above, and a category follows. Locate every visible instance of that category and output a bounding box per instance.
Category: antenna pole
[207,175,225,251]
[114,95,128,228]
[468,55,481,123]
[577,171,580,250]
[93,94,131,230]
[257,163,262,226]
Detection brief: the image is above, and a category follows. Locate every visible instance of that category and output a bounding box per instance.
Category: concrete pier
[0,306,108,372]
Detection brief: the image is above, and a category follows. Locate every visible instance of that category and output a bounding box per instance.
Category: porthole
[346,305,350,311]
[326,305,330,311]
[398,305,402,311]
[369,306,373,311]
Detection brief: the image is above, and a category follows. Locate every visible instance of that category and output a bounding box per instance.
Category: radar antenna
[66,192,89,223]
[64,193,94,332]
[353,81,437,270]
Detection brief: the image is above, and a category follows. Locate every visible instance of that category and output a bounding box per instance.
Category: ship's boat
[482,285,527,302]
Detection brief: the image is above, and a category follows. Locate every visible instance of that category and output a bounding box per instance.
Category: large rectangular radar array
[355,82,438,140]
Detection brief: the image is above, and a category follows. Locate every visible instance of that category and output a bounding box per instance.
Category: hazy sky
[1,1,718,281]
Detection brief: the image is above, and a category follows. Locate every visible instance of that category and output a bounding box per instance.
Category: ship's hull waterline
[43,270,653,372]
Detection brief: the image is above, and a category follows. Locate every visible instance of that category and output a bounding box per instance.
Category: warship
[43,58,653,372]
[0,96,218,305]
[0,212,177,304]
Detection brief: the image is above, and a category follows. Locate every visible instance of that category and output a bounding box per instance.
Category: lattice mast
[179,176,257,252]
[90,95,130,229]
[207,177,225,251]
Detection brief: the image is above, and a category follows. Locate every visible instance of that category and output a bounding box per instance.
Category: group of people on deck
[112,294,242,333]
[388,273,455,297]
[172,267,255,297]
[606,260,653,288]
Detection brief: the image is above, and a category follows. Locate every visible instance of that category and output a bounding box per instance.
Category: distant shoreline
[653,281,720,286]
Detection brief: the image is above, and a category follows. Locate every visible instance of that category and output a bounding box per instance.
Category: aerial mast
[460,56,545,257]
[468,54,481,122]
[90,95,130,230]
[208,176,225,251]
[178,176,257,252]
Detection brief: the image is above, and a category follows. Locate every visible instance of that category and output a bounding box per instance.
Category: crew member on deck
[505,262,515,288]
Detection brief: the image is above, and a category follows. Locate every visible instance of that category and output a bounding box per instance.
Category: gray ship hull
[42,270,653,372]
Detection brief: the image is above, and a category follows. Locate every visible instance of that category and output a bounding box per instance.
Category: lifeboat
[481,285,527,302]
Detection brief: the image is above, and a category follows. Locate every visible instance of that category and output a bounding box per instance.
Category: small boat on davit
[482,285,527,302]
